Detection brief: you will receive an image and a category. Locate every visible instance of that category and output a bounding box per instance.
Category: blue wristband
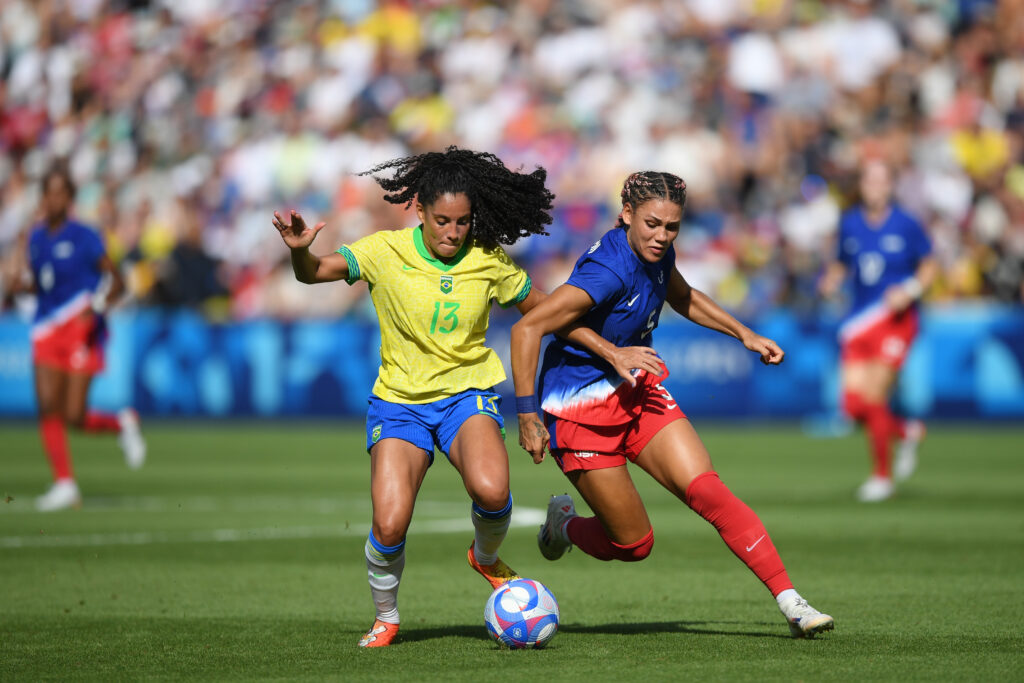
[515,394,538,414]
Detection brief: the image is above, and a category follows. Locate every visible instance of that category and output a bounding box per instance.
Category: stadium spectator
[820,159,938,502]
[1,1,1020,319]
[9,166,146,511]
[270,146,635,648]
[510,171,833,639]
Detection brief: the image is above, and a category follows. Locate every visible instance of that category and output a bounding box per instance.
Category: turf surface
[1,421,1022,680]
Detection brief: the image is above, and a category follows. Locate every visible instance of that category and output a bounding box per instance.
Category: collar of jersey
[413,225,469,271]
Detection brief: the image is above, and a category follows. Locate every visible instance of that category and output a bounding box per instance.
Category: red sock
[83,411,120,433]
[862,402,894,478]
[685,471,793,596]
[565,517,654,562]
[40,415,73,480]
[842,390,868,421]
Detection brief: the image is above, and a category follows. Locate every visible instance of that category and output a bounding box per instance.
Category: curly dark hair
[359,146,554,250]
[616,171,687,227]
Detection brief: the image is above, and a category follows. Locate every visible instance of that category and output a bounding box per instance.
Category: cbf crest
[440,275,453,294]
[372,424,382,443]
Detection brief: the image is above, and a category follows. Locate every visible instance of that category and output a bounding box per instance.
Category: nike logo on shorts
[627,294,640,307]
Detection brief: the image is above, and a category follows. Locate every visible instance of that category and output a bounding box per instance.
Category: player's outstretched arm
[666,268,784,365]
[272,210,350,284]
[514,288,661,386]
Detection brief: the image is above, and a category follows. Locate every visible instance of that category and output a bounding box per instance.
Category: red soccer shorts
[33,312,105,374]
[546,371,686,473]
[841,308,919,368]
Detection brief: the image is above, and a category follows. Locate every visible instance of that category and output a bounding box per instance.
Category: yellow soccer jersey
[337,226,531,403]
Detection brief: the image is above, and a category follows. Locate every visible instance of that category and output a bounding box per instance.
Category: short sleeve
[566,257,625,307]
[338,232,385,286]
[906,214,932,262]
[489,246,531,308]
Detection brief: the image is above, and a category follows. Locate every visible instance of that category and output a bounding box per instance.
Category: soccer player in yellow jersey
[272,148,658,648]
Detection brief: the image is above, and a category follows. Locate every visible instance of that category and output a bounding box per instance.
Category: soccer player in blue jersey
[271,147,646,648]
[820,159,937,502]
[20,167,145,511]
[510,171,834,638]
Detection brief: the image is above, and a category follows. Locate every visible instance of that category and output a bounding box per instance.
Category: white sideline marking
[0,507,546,549]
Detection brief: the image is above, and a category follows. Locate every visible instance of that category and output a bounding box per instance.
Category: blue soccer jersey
[538,226,674,424]
[28,220,106,337]
[837,206,931,323]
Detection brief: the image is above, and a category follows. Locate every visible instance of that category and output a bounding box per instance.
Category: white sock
[364,537,404,624]
[471,495,513,566]
[775,588,800,609]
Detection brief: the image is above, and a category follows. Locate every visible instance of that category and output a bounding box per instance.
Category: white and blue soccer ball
[484,578,559,649]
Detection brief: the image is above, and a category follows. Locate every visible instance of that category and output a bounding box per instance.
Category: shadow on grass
[396,620,789,643]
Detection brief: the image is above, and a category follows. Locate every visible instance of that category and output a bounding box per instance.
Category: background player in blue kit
[18,167,146,511]
[510,171,833,639]
[820,159,938,502]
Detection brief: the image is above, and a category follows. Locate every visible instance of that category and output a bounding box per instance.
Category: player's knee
[469,485,511,515]
[611,528,654,562]
[371,521,409,548]
[65,408,86,429]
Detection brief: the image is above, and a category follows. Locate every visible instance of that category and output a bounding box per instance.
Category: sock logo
[745,534,766,552]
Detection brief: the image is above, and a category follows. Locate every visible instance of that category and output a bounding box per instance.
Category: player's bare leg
[360,439,429,648]
[450,415,520,588]
[636,419,833,638]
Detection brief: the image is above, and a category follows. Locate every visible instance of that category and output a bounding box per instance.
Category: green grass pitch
[1,420,1022,681]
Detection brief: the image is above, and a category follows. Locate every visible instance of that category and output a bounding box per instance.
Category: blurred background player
[271,147,633,648]
[820,159,937,502]
[16,167,146,511]
[511,171,833,639]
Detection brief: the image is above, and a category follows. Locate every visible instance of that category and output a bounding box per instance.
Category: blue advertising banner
[1,305,1021,420]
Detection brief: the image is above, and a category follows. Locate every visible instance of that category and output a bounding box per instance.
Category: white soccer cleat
[856,475,894,503]
[35,479,82,512]
[118,408,146,470]
[538,494,576,561]
[894,419,925,482]
[779,594,834,638]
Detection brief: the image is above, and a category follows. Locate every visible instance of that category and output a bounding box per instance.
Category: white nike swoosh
[627,294,640,307]
[666,403,677,410]
[746,535,766,552]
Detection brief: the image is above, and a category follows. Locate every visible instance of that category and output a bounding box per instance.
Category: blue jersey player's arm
[272,210,350,283]
[666,268,785,366]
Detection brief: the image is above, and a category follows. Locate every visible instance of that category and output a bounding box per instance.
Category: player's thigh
[369,438,431,544]
[632,418,713,501]
[33,364,66,416]
[842,360,896,403]
[63,371,95,425]
[568,465,651,545]
[449,414,510,510]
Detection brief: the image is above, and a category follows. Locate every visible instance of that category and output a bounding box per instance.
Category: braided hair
[359,146,554,250]
[616,171,687,227]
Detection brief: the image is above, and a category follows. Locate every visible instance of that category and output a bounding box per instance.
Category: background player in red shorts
[510,171,833,638]
[18,167,146,511]
[820,160,937,502]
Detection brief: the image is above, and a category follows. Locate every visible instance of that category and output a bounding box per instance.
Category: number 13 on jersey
[430,301,460,334]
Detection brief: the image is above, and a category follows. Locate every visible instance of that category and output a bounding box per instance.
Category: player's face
[417,192,472,261]
[859,161,892,211]
[622,198,682,263]
[42,175,73,224]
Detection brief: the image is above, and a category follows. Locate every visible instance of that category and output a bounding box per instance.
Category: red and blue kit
[28,220,108,373]
[538,227,685,472]
[836,206,932,367]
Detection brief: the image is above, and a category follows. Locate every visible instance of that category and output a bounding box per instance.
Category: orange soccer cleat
[358,619,399,648]
[467,541,521,590]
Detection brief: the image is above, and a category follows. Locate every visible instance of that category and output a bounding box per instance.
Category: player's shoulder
[890,205,924,230]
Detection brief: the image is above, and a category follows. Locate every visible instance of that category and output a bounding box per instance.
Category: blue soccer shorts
[364,388,505,464]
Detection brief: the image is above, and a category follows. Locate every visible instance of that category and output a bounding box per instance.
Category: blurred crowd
[1,0,1022,321]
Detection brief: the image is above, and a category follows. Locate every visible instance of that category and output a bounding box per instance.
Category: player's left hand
[884,285,914,313]
[743,334,785,365]
[518,413,549,464]
[607,345,663,386]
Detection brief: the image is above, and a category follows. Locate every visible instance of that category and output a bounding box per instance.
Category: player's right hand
[607,345,662,386]
[272,210,326,249]
[518,414,549,464]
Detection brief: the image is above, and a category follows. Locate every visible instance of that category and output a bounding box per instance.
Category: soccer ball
[484,578,559,649]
